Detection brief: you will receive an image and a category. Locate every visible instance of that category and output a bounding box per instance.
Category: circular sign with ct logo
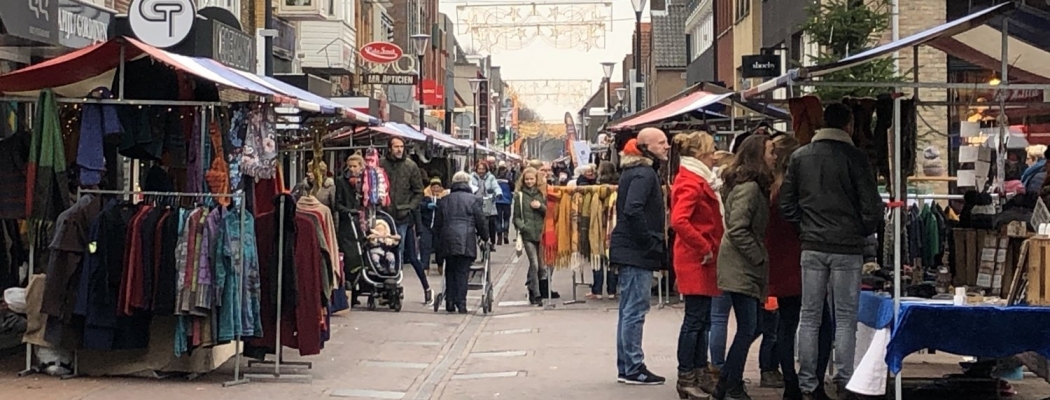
[129,0,196,48]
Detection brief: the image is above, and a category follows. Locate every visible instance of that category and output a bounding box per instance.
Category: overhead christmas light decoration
[506,79,593,109]
[456,2,613,53]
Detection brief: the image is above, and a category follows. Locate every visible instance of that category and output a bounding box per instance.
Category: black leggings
[486,216,498,244]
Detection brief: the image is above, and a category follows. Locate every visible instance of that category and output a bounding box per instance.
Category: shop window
[735,0,749,21]
[285,0,312,6]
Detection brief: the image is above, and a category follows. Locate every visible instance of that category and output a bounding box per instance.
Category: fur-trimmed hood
[424,186,449,198]
[620,154,654,169]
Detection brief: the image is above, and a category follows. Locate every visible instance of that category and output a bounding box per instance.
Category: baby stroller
[353,209,405,312]
[433,240,494,314]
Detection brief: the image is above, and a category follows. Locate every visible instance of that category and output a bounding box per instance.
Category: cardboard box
[1027,238,1050,306]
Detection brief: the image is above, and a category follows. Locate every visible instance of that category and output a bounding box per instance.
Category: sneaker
[760,370,785,388]
[424,289,434,305]
[623,367,665,385]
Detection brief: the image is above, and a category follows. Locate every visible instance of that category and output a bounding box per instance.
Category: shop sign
[359,42,403,64]
[212,21,254,71]
[740,54,781,79]
[363,73,416,85]
[129,0,197,48]
[421,79,444,107]
[478,79,490,142]
[272,17,296,59]
[0,0,112,48]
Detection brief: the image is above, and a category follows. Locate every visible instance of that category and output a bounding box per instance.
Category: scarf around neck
[680,156,725,218]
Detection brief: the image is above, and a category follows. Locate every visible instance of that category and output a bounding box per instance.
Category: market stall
[0,36,368,386]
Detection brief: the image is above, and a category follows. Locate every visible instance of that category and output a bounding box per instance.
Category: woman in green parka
[513,167,546,306]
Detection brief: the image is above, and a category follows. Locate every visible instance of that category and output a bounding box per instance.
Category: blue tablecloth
[857,291,1050,374]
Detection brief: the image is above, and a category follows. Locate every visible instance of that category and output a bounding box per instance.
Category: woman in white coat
[470,160,503,246]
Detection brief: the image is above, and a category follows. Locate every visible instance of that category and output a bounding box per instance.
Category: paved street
[1,248,1049,399]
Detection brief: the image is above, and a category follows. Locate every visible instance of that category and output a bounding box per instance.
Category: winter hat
[922,146,944,177]
[622,139,642,156]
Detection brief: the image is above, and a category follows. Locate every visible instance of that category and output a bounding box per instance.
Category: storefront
[112,7,256,72]
[0,0,114,70]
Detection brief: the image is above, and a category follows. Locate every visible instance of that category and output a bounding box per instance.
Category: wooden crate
[1027,238,1050,306]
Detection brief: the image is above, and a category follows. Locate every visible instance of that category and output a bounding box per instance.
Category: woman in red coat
[671,131,724,399]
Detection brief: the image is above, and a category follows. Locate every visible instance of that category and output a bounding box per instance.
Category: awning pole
[892,0,902,398]
[997,19,1009,206]
[118,43,125,101]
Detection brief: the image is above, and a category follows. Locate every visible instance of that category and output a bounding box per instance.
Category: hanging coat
[26,89,70,239]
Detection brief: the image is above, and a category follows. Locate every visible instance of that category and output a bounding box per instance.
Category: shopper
[715,134,776,400]
[379,137,431,304]
[576,164,598,186]
[471,160,502,247]
[670,131,723,399]
[513,167,546,306]
[495,163,515,245]
[434,171,489,313]
[779,103,884,400]
[610,128,671,385]
[587,161,620,300]
[765,134,802,396]
[420,177,448,276]
[335,154,366,306]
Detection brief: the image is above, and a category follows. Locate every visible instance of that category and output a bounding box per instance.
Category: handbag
[515,192,524,254]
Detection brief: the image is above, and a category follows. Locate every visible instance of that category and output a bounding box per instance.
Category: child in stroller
[367,219,401,275]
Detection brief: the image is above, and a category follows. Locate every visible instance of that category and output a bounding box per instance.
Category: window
[329,0,334,15]
[735,0,748,21]
[285,0,312,6]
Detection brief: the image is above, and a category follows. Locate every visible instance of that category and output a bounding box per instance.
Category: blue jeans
[397,223,430,291]
[798,250,862,392]
[709,292,732,369]
[591,266,618,295]
[616,265,652,376]
[720,292,759,388]
[677,295,712,373]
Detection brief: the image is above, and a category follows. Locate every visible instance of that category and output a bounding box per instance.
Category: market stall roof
[931,4,1050,84]
[230,69,380,125]
[0,38,294,103]
[742,2,1017,98]
[607,88,732,131]
[408,124,474,148]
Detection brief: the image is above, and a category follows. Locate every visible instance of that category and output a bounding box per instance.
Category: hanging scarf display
[542,188,560,266]
[361,149,390,209]
[555,193,573,269]
[26,89,69,242]
[227,104,249,199]
[587,187,607,272]
[241,105,278,179]
[205,122,231,206]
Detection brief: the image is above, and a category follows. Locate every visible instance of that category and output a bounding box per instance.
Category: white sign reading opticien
[128,0,196,48]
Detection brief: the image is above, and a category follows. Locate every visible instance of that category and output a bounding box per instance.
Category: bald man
[610,128,670,386]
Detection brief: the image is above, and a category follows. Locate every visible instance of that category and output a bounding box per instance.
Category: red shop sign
[421,79,444,107]
[360,42,403,64]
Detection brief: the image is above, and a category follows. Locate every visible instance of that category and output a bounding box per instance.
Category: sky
[439,0,652,121]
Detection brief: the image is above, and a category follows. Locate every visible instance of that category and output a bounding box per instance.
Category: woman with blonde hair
[670,131,724,399]
[513,167,547,306]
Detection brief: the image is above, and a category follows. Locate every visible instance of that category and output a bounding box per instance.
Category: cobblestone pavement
[1,246,1048,399]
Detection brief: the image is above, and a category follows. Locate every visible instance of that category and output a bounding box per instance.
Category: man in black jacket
[379,138,431,304]
[610,127,670,386]
[779,103,884,400]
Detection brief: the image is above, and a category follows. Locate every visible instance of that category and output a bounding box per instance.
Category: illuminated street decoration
[506,79,592,109]
[455,2,613,52]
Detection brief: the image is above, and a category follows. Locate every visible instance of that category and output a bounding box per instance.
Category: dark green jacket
[379,155,423,223]
[512,186,546,243]
[717,181,770,299]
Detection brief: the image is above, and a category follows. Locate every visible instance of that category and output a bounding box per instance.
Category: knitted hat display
[922,146,944,177]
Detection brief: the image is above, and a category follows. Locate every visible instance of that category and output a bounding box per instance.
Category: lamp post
[630,0,647,114]
[601,62,616,127]
[411,33,430,135]
[491,91,501,150]
[469,78,484,165]
[615,87,627,119]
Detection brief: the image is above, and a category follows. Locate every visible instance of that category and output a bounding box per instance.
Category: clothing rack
[238,195,312,384]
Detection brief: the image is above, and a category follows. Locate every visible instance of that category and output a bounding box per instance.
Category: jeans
[496,203,511,234]
[397,223,430,291]
[721,292,759,388]
[591,265,618,295]
[486,216,498,244]
[775,296,837,398]
[523,241,541,298]
[709,292,732,369]
[677,295,712,373]
[444,256,471,311]
[616,265,652,376]
[758,308,779,372]
[798,250,863,392]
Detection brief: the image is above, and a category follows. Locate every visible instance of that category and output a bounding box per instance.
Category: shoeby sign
[360,42,403,64]
[740,54,781,79]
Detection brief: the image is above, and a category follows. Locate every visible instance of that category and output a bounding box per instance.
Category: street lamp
[631,0,647,114]
[469,78,485,165]
[615,87,627,118]
[601,61,616,128]
[412,33,430,135]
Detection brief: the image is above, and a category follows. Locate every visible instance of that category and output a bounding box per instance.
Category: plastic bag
[3,288,26,314]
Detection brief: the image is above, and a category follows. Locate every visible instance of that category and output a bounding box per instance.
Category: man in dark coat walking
[379,137,431,304]
[610,127,671,386]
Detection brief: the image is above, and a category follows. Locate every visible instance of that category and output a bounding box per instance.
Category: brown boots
[697,366,718,394]
[677,370,710,400]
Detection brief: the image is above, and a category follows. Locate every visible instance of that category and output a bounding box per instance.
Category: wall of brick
[895,0,948,181]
